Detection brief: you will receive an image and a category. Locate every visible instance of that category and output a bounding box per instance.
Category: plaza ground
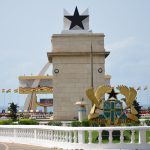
[0,143,60,150]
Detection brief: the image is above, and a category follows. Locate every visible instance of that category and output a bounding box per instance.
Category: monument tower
[47,7,110,120]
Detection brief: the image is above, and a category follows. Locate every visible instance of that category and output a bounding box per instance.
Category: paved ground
[0,143,60,150]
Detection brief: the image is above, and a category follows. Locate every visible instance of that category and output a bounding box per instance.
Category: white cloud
[106,37,137,51]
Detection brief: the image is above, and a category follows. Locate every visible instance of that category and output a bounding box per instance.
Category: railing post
[73,131,77,143]
[56,131,58,141]
[52,130,54,141]
[44,130,48,140]
[62,131,65,142]
[61,131,64,142]
[69,131,72,143]
[109,130,112,143]
[47,130,50,140]
[57,131,59,141]
[88,131,92,144]
[14,128,16,138]
[139,129,146,144]
[54,131,57,141]
[34,129,37,139]
[131,130,135,143]
[65,131,69,142]
[120,130,124,144]
[58,131,61,142]
[99,130,102,144]
[78,130,85,144]
[50,130,54,141]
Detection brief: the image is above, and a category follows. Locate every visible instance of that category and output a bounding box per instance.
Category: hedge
[0,120,12,125]
[18,119,39,125]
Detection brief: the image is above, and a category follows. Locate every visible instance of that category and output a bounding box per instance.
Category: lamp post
[75,98,87,122]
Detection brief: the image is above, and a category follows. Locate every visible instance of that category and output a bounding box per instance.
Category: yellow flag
[2,89,5,93]
[144,86,148,90]
[6,89,11,93]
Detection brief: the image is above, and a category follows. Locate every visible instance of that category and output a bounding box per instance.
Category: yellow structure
[19,75,53,112]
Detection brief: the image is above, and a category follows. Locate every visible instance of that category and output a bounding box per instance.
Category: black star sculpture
[108,88,118,100]
[65,7,89,30]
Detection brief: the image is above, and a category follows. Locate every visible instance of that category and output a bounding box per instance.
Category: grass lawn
[146,130,150,143]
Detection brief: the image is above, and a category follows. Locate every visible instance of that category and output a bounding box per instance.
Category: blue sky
[0,0,150,107]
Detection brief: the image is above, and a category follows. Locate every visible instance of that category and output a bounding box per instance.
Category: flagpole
[143,86,149,108]
[90,43,93,88]
[10,90,12,103]
[137,86,141,104]
[3,92,4,107]
[9,92,10,104]
[17,92,19,106]
[10,89,12,103]
[4,92,5,108]
[147,88,149,108]
[2,89,6,109]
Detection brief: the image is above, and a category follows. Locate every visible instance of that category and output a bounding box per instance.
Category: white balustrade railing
[0,125,150,149]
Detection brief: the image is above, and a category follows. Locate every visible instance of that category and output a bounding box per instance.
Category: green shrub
[0,120,13,125]
[81,120,90,127]
[71,120,100,127]
[89,121,99,127]
[18,119,39,125]
[48,121,62,126]
[126,121,140,126]
[145,120,150,126]
[71,121,81,127]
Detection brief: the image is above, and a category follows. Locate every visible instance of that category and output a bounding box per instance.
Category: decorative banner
[0,87,53,94]
[19,86,53,94]
[30,88,36,92]
[14,89,18,93]
[6,89,11,93]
